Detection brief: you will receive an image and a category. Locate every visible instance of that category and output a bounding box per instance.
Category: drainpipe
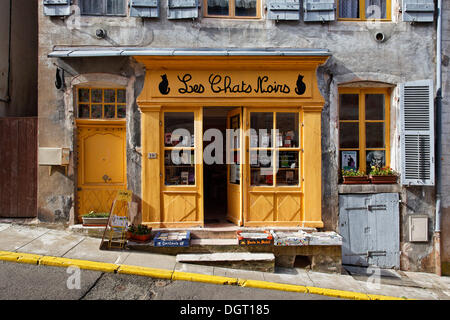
[434,0,442,276]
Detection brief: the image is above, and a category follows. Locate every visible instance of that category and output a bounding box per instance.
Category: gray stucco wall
[37,0,440,272]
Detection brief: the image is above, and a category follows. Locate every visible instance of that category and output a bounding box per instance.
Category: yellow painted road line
[0,250,409,300]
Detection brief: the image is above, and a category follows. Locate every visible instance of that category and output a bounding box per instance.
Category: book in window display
[181,171,189,185]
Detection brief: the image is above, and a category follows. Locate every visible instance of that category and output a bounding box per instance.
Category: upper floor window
[80,0,127,16]
[338,0,391,20]
[204,0,259,18]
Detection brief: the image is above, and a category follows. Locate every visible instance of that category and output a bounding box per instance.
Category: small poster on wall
[341,151,357,171]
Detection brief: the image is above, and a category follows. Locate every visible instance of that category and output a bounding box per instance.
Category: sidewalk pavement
[0,221,449,300]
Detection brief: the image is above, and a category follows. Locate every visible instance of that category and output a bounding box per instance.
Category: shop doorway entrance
[203,107,243,226]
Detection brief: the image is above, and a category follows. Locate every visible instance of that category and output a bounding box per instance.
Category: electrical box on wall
[409,215,428,242]
[38,147,70,166]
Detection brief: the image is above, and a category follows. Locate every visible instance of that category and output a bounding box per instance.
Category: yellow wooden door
[226,108,243,226]
[76,122,127,221]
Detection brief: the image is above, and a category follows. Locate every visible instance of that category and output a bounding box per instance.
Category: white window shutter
[400,79,435,186]
[43,0,71,16]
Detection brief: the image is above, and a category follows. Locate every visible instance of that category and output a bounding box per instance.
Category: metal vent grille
[403,86,431,131]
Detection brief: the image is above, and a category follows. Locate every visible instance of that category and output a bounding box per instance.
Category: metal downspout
[435,0,442,276]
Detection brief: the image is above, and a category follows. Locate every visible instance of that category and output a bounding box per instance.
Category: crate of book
[237,230,273,246]
[153,231,190,247]
[270,230,310,246]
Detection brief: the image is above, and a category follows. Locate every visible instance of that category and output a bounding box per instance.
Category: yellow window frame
[337,0,392,21]
[338,87,391,173]
[77,87,127,120]
[203,0,261,19]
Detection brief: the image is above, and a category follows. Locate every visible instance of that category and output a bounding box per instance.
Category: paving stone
[174,262,215,275]
[262,268,314,287]
[18,230,85,257]
[0,225,51,252]
[122,252,177,270]
[62,237,130,264]
[213,266,265,281]
[306,270,366,293]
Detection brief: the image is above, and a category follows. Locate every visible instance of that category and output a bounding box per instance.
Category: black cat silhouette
[295,74,306,95]
[158,74,170,95]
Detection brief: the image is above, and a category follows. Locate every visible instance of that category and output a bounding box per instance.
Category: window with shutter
[337,0,391,20]
[204,0,260,18]
[400,80,435,186]
[43,0,71,16]
[80,0,126,16]
[267,0,301,21]
[303,0,336,22]
[402,0,435,23]
[130,0,160,18]
[168,0,199,19]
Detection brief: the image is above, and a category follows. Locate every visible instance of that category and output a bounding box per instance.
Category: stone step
[176,252,275,272]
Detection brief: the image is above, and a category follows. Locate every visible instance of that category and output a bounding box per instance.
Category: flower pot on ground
[127,224,152,242]
[81,211,110,226]
[341,169,370,184]
[369,166,399,184]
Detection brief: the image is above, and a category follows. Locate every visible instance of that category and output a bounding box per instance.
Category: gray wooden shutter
[130,0,160,18]
[267,0,301,21]
[402,0,435,22]
[400,79,435,186]
[303,0,336,22]
[43,0,71,16]
[167,0,199,19]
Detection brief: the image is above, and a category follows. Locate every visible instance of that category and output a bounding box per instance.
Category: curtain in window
[106,0,126,15]
[235,0,256,9]
[80,0,104,15]
[365,0,386,19]
[208,0,229,7]
[339,0,359,18]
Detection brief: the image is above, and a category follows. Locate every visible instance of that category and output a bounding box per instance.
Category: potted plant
[81,211,110,226]
[127,224,152,242]
[369,166,399,184]
[341,169,370,184]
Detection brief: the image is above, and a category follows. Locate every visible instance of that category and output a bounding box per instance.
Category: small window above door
[77,88,127,119]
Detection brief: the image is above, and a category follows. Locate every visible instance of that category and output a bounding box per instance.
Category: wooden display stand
[100,190,132,250]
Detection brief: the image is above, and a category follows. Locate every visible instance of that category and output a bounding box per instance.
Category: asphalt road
[0,260,339,301]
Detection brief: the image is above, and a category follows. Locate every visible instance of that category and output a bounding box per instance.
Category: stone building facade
[37,0,447,273]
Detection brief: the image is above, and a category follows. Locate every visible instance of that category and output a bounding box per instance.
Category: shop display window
[164,112,196,186]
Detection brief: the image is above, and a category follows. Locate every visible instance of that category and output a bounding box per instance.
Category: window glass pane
[235,0,257,16]
[250,150,273,186]
[230,115,240,149]
[117,105,126,118]
[366,122,385,148]
[104,89,116,103]
[366,0,386,19]
[207,0,229,15]
[276,151,299,186]
[250,112,273,148]
[91,89,102,103]
[276,113,298,148]
[164,112,195,147]
[366,150,385,170]
[117,89,126,103]
[79,104,90,118]
[91,105,102,118]
[339,122,359,148]
[339,0,359,18]
[164,150,195,185]
[229,151,240,185]
[78,89,90,103]
[81,0,103,15]
[104,105,115,118]
[106,0,125,15]
[339,94,359,120]
[365,94,385,120]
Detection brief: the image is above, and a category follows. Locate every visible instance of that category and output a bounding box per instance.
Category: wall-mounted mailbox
[39,147,70,166]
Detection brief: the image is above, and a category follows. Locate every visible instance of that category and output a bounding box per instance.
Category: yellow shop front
[136,54,328,229]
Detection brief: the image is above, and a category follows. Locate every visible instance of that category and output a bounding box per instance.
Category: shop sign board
[150,71,313,98]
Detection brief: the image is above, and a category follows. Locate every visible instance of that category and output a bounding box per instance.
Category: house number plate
[148,152,158,159]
